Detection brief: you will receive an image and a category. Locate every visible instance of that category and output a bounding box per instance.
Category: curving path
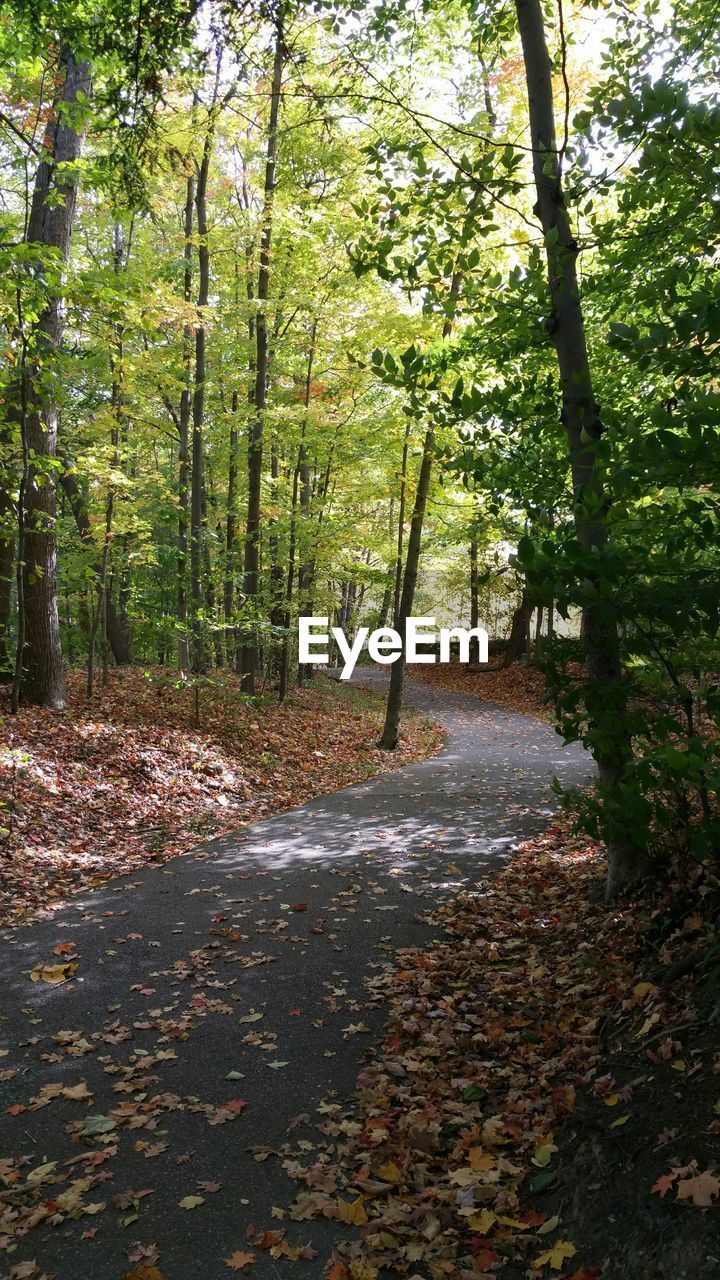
[0,674,593,1279]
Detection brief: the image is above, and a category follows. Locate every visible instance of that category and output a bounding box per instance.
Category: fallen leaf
[224,1252,255,1271]
[532,1241,577,1270]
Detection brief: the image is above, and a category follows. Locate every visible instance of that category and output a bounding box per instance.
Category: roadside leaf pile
[278,823,719,1278]
[410,659,551,722]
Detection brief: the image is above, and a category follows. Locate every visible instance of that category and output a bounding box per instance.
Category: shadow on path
[0,672,593,1279]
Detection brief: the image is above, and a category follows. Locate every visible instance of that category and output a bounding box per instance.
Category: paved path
[0,674,592,1279]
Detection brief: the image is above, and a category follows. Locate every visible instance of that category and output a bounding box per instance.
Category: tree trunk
[470,532,480,664]
[20,49,92,708]
[515,0,641,894]
[503,589,532,667]
[224,387,239,669]
[380,273,462,749]
[58,460,131,664]
[0,525,13,678]
[239,16,284,694]
[380,422,435,748]
[177,171,194,670]
[393,421,411,625]
[190,106,214,676]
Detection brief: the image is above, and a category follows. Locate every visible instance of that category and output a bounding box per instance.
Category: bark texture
[515,0,642,895]
[238,16,284,693]
[21,50,92,708]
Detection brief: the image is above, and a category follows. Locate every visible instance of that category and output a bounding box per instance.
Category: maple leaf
[336,1196,369,1226]
[532,1240,576,1270]
[224,1252,255,1271]
[123,1268,165,1280]
[178,1195,204,1209]
[675,1170,720,1206]
[651,1171,678,1198]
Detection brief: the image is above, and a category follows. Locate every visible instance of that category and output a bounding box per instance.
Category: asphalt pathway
[0,673,593,1280]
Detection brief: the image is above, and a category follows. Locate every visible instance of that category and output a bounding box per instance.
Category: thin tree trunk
[279,432,303,701]
[515,0,641,894]
[88,223,125,697]
[225,387,239,668]
[0,525,13,678]
[295,323,317,687]
[177,170,194,670]
[393,421,411,625]
[20,49,91,708]
[470,532,480,664]
[58,460,131,664]
[239,16,284,693]
[190,105,214,676]
[380,273,462,748]
[534,603,544,657]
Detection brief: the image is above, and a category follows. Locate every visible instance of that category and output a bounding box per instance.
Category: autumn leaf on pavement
[675,1170,720,1206]
[123,1267,166,1280]
[178,1195,204,1209]
[532,1240,576,1270]
[651,1171,679,1198]
[335,1196,368,1226]
[224,1252,255,1271]
[29,961,78,984]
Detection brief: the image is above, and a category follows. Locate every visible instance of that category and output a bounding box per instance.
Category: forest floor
[0,669,717,1280]
[0,669,442,930]
[407,654,552,720]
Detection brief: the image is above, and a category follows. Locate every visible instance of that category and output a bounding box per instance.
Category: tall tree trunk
[393,422,411,625]
[177,171,194,670]
[515,0,640,894]
[379,422,435,748]
[190,107,214,676]
[20,49,91,708]
[380,273,461,749]
[239,16,284,694]
[296,322,317,687]
[224,387,239,668]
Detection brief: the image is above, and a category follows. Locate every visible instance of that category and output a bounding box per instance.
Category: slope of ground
[408,657,551,721]
[0,669,442,929]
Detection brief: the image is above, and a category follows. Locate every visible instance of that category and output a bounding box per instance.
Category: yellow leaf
[532,1240,576,1270]
[377,1162,402,1183]
[610,1114,629,1128]
[672,1060,686,1072]
[531,1143,556,1167]
[604,1093,619,1106]
[179,1195,204,1209]
[336,1197,368,1226]
[30,962,78,984]
[633,982,655,999]
[26,1161,58,1184]
[63,1082,92,1101]
[467,1208,496,1233]
[497,1214,530,1230]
